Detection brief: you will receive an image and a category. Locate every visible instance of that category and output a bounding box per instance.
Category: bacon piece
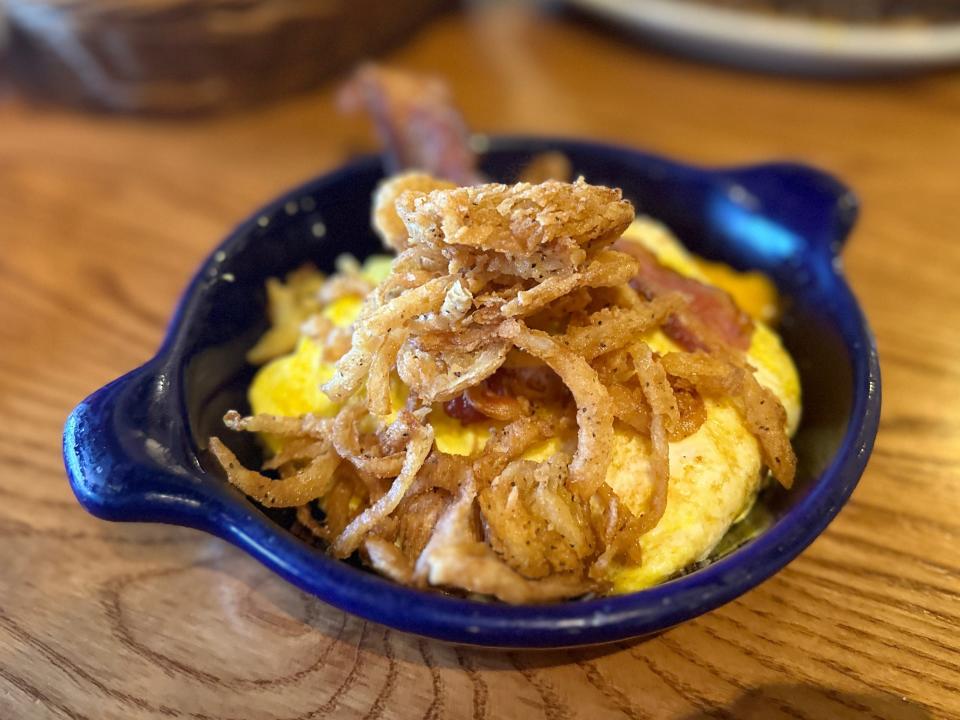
[443,371,530,424]
[338,64,482,186]
[443,392,488,424]
[613,240,753,351]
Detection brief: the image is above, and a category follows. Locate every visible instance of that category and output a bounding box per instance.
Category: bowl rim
[64,136,881,647]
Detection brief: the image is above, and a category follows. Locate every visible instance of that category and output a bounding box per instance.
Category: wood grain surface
[1,4,958,719]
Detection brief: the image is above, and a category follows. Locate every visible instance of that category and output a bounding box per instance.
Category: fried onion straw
[498,320,614,499]
[209,438,340,508]
[331,422,435,558]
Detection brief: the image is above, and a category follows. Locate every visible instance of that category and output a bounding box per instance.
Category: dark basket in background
[3,0,451,115]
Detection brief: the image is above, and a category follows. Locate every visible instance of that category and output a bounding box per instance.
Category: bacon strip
[444,371,530,424]
[613,239,753,351]
[338,64,483,186]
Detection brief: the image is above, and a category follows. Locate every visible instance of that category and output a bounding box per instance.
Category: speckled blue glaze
[63,137,880,648]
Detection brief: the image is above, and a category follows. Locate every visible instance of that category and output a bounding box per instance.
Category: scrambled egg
[608,218,800,591]
[249,220,800,592]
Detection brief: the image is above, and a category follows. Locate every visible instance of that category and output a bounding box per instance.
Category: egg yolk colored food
[249,218,800,591]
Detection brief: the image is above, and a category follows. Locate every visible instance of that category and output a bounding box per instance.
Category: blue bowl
[63,137,880,648]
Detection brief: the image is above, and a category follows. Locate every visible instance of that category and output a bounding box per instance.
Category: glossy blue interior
[63,137,880,648]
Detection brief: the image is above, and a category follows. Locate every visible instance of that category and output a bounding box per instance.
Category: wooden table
[1,4,958,719]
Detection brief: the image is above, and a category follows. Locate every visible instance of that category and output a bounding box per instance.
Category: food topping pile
[210,173,798,603]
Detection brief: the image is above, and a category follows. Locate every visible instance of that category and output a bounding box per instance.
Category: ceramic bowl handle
[724,162,860,262]
[63,364,211,527]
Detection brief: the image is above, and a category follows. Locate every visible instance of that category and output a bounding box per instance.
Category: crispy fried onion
[562,295,685,360]
[608,383,651,434]
[262,438,329,470]
[367,329,409,416]
[210,435,339,508]
[397,338,510,403]
[213,175,799,603]
[474,415,562,484]
[295,504,328,542]
[331,403,406,480]
[331,421,434,557]
[414,478,591,603]
[500,250,640,317]
[628,343,674,534]
[479,454,596,578]
[588,484,647,578]
[396,488,452,559]
[363,536,414,584]
[397,178,634,255]
[660,350,796,487]
[223,410,329,438]
[320,467,371,540]
[323,275,452,402]
[372,172,457,252]
[499,320,613,499]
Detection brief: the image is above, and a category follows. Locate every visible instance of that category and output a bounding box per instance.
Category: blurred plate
[568,0,960,74]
